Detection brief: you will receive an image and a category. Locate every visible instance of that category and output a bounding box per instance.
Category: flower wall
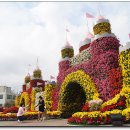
[51,87,60,111]
[67,48,130,125]
[57,36,121,101]
[44,83,56,111]
[31,89,36,111]
[20,92,30,110]
[119,49,130,107]
[15,95,20,107]
[70,47,91,66]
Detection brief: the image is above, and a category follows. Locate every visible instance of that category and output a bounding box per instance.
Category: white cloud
[0,2,129,93]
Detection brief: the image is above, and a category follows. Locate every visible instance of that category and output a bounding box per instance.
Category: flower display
[15,95,20,107]
[100,96,126,112]
[89,99,103,111]
[93,22,111,35]
[0,107,4,112]
[59,59,70,72]
[0,111,39,121]
[82,103,89,112]
[68,109,127,125]
[59,70,99,116]
[61,48,74,58]
[31,89,36,111]
[20,92,30,110]
[44,83,56,111]
[3,106,18,114]
[52,87,60,111]
[57,36,121,101]
[90,37,119,56]
[46,111,62,117]
[70,48,92,66]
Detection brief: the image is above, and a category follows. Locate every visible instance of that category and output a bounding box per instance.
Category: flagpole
[86,18,89,33]
[66,29,67,42]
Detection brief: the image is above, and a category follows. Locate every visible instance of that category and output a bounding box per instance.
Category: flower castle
[16,13,130,124]
[15,65,46,111]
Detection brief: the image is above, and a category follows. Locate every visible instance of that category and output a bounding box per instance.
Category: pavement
[0,118,68,127]
[0,118,130,127]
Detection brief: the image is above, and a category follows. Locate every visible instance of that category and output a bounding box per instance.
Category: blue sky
[0,2,129,93]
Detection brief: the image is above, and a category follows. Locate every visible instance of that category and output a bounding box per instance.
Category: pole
[86,18,89,32]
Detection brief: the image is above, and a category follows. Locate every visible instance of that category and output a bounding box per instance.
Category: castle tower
[57,40,74,87]
[24,73,31,84]
[61,41,74,59]
[90,16,122,101]
[32,66,42,79]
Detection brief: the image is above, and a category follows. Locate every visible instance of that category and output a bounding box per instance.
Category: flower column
[57,41,74,87]
[90,17,122,101]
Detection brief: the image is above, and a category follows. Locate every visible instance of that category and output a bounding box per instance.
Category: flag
[86,12,94,18]
[98,15,105,20]
[129,34,130,39]
[86,32,94,39]
[50,75,55,79]
[66,28,70,32]
[37,82,43,86]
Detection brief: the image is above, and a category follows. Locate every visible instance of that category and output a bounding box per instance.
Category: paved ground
[0,118,68,127]
[0,118,130,127]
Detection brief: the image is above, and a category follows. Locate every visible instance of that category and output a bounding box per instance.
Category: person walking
[36,96,45,121]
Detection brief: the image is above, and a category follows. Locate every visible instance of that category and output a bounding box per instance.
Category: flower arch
[59,70,100,112]
[20,92,30,110]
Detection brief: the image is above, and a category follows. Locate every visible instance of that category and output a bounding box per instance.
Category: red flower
[3,106,18,114]
[82,103,89,112]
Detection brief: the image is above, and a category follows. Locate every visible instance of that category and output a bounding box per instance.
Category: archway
[20,92,30,110]
[59,70,100,118]
[21,98,25,106]
[61,82,86,118]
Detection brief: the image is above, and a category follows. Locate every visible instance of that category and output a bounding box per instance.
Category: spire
[97,8,105,20]
[36,57,40,70]
[27,64,31,74]
[65,28,70,43]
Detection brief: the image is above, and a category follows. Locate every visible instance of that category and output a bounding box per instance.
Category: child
[17,103,26,122]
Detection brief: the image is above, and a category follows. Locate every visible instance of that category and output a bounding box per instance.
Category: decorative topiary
[93,22,111,35]
[61,48,74,58]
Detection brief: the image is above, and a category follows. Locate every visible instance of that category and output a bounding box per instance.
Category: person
[36,96,45,121]
[17,103,27,122]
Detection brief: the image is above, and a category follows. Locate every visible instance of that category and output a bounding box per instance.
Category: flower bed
[68,109,128,125]
[0,111,38,121]
[3,106,18,114]
[46,111,62,119]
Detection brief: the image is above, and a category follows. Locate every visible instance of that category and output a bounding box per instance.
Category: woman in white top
[17,103,26,122]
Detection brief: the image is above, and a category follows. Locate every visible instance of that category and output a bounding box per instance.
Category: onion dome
[79,32,93,52]
[93,15,111,35]
[61,41,74,58]
[24,73,31,83]
[33,66,42,79]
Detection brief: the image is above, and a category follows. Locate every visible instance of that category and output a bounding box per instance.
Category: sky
[0,1,130,93]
